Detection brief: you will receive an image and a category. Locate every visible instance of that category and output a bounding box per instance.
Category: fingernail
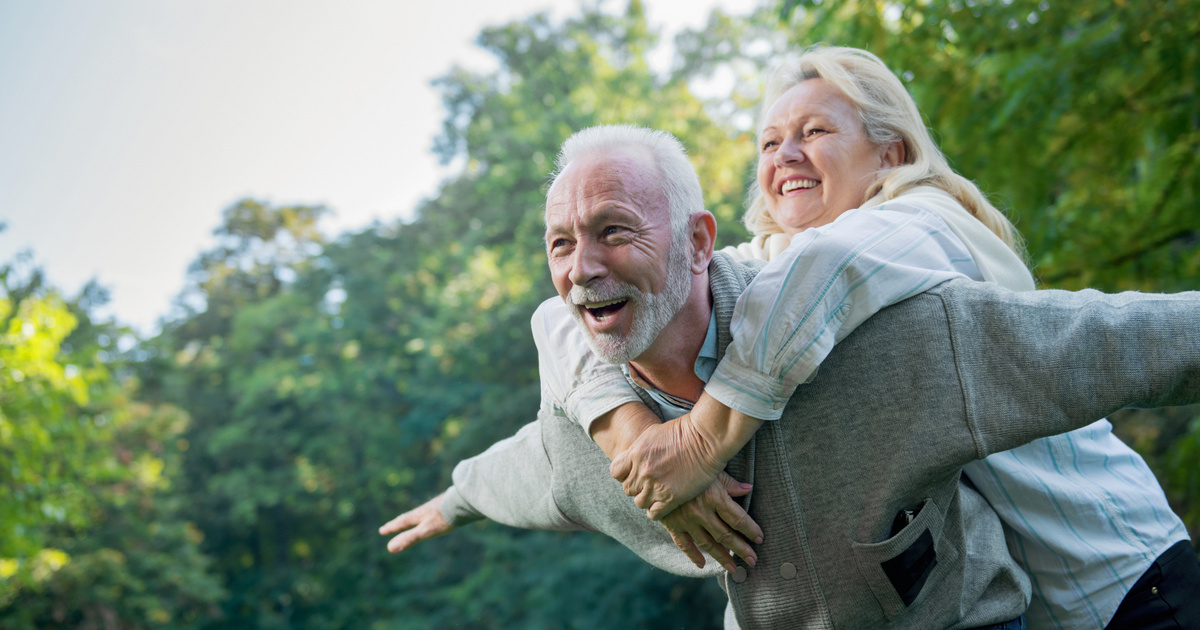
[740,483,753,489]
[747,557,756,567]
[755,536,763,544]
[723,563,736,574]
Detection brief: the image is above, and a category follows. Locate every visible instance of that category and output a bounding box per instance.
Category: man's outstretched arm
[378,411,762,574]
[941,281,1200,457]
[378,418,574,557]
[380,492,456,553]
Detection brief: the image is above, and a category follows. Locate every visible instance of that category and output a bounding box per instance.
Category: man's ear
[688,212,717,274]
[881,138,906,168]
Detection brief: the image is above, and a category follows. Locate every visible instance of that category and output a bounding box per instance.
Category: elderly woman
[521,46,1196,629]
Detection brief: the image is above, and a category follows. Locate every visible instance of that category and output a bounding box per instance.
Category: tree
[0,251,223,627]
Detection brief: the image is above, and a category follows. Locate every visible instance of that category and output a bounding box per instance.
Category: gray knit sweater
[441,253,1200,629]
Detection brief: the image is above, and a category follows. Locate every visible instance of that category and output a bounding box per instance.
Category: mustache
[567,280,642,305]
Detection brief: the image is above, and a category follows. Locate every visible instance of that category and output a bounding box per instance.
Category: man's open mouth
[583,299,628,320]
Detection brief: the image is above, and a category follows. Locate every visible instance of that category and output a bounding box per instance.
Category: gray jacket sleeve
[439,417,582,532]
[937,281,1200,458]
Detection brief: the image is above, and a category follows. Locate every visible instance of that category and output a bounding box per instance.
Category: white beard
[566,242,692,364]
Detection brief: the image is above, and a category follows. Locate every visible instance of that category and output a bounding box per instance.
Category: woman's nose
[775,136,806,166]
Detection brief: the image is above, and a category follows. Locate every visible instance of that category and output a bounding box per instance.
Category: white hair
[552,125,702,244]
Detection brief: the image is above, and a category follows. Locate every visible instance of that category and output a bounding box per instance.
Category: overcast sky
[0,0,759,335]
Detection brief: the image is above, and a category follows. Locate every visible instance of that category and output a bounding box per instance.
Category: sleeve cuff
[706,359,798,421]
[439,486,485,528]
[565,370,644,436]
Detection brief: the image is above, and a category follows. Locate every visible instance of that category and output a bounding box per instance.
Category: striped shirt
[532,186,1188,629]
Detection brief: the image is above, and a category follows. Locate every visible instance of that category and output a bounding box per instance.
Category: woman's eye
[761,139,778,151]
[806,128,827,137]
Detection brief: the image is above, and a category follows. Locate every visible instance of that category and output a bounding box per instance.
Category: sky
[0,0,759,335]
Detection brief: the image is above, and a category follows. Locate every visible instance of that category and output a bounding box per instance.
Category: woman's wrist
[590,401,662,460]
[691,392,765,465]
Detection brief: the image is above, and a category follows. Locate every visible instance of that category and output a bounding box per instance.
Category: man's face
[544,150,691,364]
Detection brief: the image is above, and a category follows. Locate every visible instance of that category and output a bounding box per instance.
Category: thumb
[610,450,632,482]
[715,471,753,497]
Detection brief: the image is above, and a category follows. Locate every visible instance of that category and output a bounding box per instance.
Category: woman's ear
[881,138,907,168]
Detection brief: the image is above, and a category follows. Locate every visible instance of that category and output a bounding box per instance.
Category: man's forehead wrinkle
[543,146,669,231]
[588,149,669,221]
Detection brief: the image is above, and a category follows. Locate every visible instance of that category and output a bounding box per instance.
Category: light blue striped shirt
[531,187,1188,629]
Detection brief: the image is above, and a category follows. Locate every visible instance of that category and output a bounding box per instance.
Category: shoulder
[709,251,764,304]
[864,185,968,217]
[711,251,766,282]
[531,296,576,348]
[719,233,794,262]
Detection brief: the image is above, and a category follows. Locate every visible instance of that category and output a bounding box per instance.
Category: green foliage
[0,287,96,562]
[1166,414,1200,526]
[1,403,226,629]
[0,254,132,576]
[0,256,223,627]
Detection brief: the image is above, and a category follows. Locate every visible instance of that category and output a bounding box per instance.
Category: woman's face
[757,79,894,236]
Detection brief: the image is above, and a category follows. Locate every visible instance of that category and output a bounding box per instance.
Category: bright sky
[0,0,759,335]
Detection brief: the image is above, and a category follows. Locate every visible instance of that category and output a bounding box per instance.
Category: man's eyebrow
[591,201,647,225]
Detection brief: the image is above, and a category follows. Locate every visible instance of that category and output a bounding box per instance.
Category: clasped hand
[609,411,726,519]
[659,470,763,572]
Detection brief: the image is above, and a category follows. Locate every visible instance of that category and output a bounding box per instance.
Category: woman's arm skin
[611,394,762,519]
[588,400,661,460]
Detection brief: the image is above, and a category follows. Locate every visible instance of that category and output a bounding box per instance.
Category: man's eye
[549,238,569,250]
[602,226,622,237]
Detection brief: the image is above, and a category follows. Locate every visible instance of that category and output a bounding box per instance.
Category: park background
[2,0,1199,627]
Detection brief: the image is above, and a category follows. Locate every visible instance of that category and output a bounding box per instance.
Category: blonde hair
[743,46,1024,257]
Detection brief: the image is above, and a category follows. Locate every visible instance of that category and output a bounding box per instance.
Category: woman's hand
[610,411,726,518]
[379,492,457,554]
[611,393,764,519]
[660,471,763,572]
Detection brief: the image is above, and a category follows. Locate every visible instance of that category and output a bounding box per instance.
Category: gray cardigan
[441,254,1200,629]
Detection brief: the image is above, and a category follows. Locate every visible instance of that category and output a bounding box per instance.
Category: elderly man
[381,127,1200,629]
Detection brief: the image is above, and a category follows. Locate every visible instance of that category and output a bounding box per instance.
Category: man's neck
[627,283,712,403]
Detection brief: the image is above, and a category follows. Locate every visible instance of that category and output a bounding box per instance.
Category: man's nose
[568,239,607,286]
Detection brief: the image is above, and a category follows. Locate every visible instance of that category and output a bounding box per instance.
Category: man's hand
[660,471,763,573]
[379,492,457,554]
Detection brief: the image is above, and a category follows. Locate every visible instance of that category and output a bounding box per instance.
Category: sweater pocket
[850,497,961,622]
